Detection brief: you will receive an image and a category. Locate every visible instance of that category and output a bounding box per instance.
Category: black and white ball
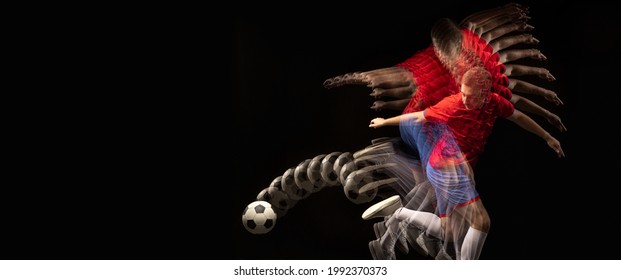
[294,159,315,193]
[343,166,378,204]
[340,155,379,185]
[242,200,277,234]
[321,152,342,186]
[282,167,311,200]
[267,176,298,208]
[257,183,294,218]
[333,152,354,180]
[339,160,357,186]
[307,154,330,192]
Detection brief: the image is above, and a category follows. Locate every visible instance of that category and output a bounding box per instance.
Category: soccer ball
[321,151,342,186]
[307,154,331,192]
[343,166,378,204]
[268,176,298,207]
[333,152,354,180]
[339,155,380,185]
[339,161,357,186]
[270,176,298,209]
[282,167,311,200]
[294,159,315,192]
[257,178,296,217]
[242,200,277,234]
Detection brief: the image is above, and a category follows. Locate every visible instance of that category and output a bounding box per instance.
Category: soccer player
[367,66,564,260]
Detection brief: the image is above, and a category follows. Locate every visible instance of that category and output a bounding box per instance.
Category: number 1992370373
[327,266,388,276]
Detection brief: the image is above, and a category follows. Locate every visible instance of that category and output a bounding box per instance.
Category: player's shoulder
[488,92,504,102]
[486,92,511,107]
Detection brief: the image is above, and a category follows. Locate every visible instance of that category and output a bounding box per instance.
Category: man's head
[460,66,491,110]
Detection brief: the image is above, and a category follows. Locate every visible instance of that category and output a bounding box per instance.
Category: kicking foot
[372,220,409,255]
[434,247,453,260]
[362,195,401,220]
[404,225,430,257]
[368,239,396,260]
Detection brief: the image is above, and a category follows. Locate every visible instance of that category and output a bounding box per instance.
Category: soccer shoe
[434,247,453,260]
[357,177,399,194]
[396,221,410,255]
[354,140,397,159]
[369,137,400,146]
[370,137,393,145]
[421,234,444,259]
[361,195,402,220]
[368,239,396,260]
[372,221,408,255]
[404,225,430,257]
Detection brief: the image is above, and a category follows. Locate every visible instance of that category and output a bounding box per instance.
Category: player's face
[461,83,489,110]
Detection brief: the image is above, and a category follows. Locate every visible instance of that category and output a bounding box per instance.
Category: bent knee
[472,215,491,233]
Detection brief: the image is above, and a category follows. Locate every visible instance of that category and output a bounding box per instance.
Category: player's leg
[458,199,490,260]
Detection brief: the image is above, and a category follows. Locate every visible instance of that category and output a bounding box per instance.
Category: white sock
[460,227,487,260]
[393,207,443,239]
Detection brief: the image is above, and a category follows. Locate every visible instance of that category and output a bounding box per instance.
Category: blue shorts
[400,119,479,217]
[426,161,478,217]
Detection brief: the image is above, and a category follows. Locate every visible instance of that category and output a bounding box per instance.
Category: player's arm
[498,48,546,64]
[369,111,425,128]
[370,99,411,111]
[505,64,555,81]
[508,78,563,106]
[481,21,534,43]
[505,109,565,157]
[509,94,567,132]
[460,3,528,33]
[489,33,539,52]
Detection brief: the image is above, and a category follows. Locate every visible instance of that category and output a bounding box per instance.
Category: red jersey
[424,92,514,167]
[397,45,459,114]
[396,29,512,115]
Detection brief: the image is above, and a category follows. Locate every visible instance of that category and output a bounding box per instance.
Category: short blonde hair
[462,66,491,89]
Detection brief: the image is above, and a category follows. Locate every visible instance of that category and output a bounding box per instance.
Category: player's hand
[546,136,565,158]
[546,113,567,132]
[543,90,563,106]
[370,101,386,111]
[369,118,386,128]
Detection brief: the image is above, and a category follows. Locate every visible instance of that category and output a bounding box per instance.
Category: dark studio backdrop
[4,0,617,261]
[229,0,620,260]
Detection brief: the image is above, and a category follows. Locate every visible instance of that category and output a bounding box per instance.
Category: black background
[228,0,620,260]
[3,0,619,260]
